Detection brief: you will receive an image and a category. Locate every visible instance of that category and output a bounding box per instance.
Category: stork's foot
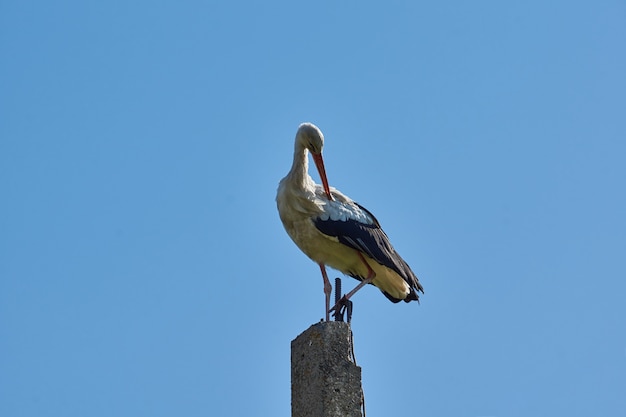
[329,295,346,314]
[330,296,353,323]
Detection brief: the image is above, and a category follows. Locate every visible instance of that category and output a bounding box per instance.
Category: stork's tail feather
[404,288,422,303]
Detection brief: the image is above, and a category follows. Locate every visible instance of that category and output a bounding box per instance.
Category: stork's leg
[319,263,332,321]
[329,251,375,313]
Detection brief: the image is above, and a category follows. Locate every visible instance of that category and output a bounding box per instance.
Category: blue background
[2,1,625,416]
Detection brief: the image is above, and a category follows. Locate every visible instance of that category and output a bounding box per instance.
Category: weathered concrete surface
[291,321,363,417]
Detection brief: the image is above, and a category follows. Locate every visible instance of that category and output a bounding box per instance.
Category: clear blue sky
[2,1,625,416]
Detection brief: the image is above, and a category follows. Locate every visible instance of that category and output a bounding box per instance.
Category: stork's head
[296,122,332,200]
[296,122,324,154]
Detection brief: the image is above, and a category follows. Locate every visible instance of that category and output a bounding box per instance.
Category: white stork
[276,122,424,321]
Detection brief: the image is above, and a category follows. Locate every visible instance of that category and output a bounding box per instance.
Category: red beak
[312,153,333,200]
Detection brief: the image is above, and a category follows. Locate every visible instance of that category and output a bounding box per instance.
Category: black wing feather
[313,202,423,301]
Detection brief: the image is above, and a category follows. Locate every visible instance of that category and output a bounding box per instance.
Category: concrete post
[291,321,364,417]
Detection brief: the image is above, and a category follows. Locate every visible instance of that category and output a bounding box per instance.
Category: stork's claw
[330,296,353,323]
[329,295,347,313]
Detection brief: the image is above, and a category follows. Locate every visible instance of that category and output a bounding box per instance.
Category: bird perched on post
[276,122,423,321]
